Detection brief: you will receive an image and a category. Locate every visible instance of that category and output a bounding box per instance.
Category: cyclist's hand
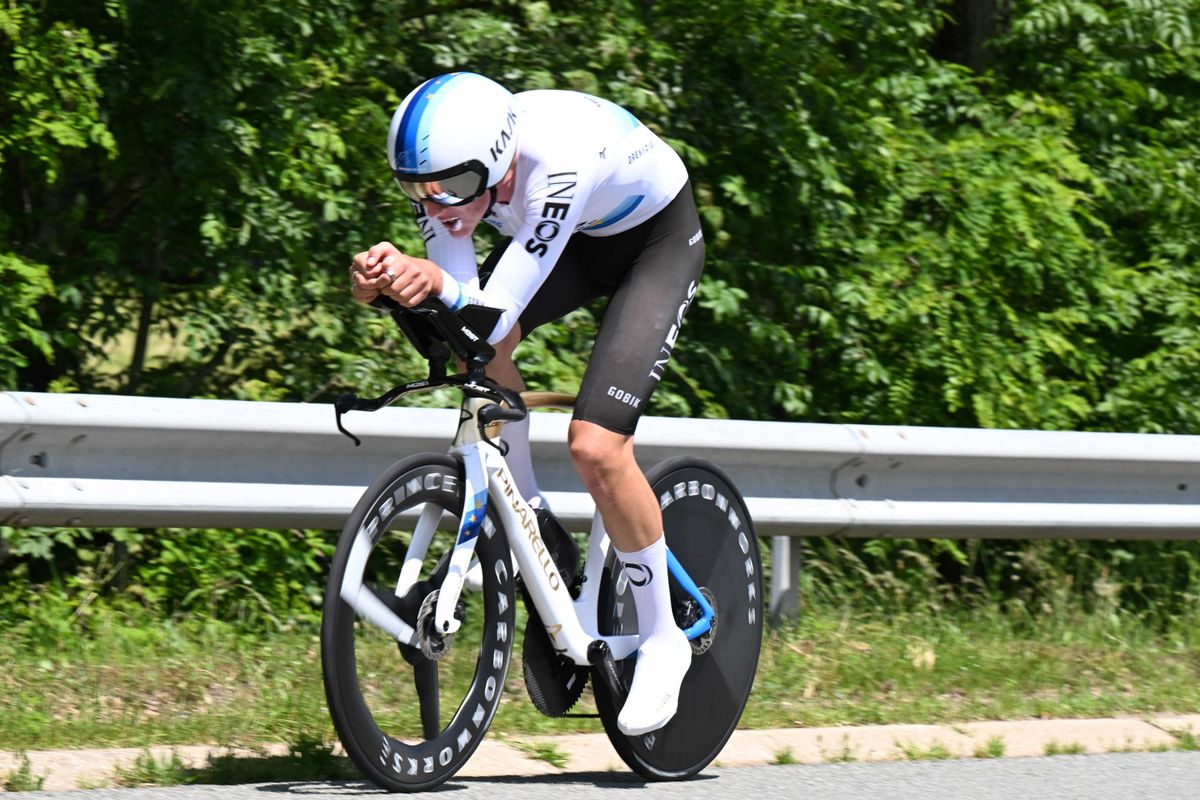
[349,242,401,304]
[349,243,443,308]
[379,254,444,308]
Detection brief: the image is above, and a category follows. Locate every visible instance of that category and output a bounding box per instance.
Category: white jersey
[415,90,689,344]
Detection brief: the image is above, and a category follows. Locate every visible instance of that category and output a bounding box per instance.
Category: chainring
[520,508,589,716]
[522,590,589,717]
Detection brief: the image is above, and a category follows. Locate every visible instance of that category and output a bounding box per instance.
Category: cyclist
[348,72,704,736]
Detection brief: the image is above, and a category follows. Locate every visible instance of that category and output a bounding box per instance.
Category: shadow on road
[247,769,718,794]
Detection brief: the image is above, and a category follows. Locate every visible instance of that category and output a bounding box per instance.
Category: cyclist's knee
[568,421,632,484]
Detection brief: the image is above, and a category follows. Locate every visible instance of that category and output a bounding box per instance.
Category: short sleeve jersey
[413,90,689,344]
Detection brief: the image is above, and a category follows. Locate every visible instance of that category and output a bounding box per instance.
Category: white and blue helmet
[387,72,519,206]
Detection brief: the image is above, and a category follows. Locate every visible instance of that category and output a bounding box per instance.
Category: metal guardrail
[4,391,1200,616]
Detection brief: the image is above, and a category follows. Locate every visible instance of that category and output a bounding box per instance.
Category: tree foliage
[4,0,1200,632]
[2,0,1199,435]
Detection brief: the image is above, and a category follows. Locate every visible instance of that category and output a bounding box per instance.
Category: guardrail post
[769,535,802,621]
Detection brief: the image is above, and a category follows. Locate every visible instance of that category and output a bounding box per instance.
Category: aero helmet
[387,72,519,206]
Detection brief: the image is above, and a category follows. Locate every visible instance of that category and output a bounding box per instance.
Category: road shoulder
[4,715,1200,791]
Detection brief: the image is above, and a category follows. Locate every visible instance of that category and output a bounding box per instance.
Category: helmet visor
[393,160,489,207]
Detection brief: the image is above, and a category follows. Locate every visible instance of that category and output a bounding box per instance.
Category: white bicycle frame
[341,394,640,665]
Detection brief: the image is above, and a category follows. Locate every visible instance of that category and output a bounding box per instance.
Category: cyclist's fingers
[351,285,380,304]
[349,266,380,302]
[369,254,401,288]
[350,269,376,289]
[365,241,400,270]
[395,283,430,307]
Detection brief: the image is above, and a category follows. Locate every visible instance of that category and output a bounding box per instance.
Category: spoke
[413,659,441,740]
[409,549,452,606]
[366,581,407,619]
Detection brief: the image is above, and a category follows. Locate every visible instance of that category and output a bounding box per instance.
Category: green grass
[771,747,798,765]
[898,741,954,761]
[1167,729,1200,751]
[973,736,1006,759]
[2,753,46,792]
[194,738,358,784]
[2,603,1198,755]
[514,740,570,769]
[1043,741,1087,756]
[112,750,191,788]
[744,606,1200,729]
[820,736,857,763]
[67,738,359,790]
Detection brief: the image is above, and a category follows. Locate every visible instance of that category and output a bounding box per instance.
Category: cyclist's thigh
[479,237,609,334]
[572,185,706,435]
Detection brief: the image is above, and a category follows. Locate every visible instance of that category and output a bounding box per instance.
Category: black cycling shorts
[480,182,705,435]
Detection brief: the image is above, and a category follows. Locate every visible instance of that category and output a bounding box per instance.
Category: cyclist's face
[422,192,490,239]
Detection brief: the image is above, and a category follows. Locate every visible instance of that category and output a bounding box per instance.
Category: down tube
[487,464,600,664]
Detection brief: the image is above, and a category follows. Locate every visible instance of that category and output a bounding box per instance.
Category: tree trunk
[933,0,1011,73]
[125,290,154,394]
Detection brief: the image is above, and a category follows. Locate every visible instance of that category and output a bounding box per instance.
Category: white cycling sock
[613,537,692,736]
[501,415,546,509]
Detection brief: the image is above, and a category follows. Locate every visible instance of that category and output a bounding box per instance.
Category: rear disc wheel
[595,457,764,780]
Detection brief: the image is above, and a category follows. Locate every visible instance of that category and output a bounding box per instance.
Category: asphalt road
[14,750,1200,800]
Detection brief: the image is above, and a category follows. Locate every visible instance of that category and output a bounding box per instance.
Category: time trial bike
[321,297,762,791]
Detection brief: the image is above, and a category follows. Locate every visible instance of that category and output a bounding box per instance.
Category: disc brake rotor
[416,590,461,661]
[676,586,718,656]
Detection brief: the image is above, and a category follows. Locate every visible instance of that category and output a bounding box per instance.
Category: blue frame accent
[580,194,645,231]
[666,548,715,640]
[456,489,488,542]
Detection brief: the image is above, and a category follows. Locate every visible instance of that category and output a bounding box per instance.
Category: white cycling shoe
[617,627,693,736]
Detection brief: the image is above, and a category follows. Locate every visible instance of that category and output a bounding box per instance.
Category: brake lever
[334,393,363,447]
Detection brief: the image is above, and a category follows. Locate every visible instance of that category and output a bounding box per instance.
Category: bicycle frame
[333,326,710,671]
[417,395,641,664]
[335,368,713,667]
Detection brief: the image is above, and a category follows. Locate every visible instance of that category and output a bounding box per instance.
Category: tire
[594,456,764,780]
[321,454,515,792]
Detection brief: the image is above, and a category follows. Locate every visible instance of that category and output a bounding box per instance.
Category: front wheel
[594,456,764,780]
[321,454,515,792]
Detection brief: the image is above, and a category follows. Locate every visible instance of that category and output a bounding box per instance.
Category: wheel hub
[675,587,718,655]
[416,590,463,661]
